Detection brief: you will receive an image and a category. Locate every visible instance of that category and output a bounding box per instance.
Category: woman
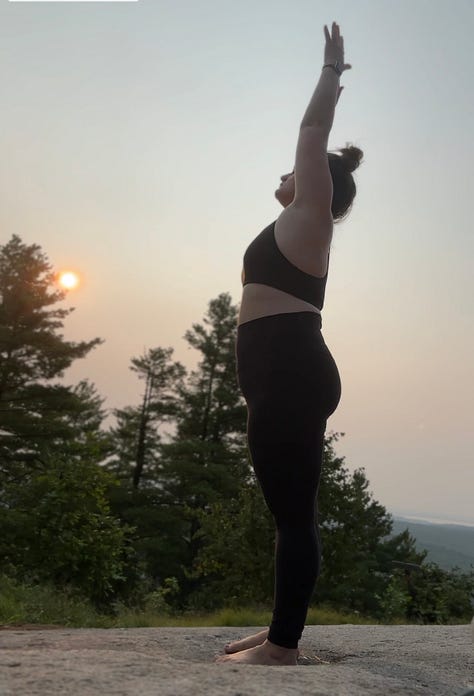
[216,21,362,666]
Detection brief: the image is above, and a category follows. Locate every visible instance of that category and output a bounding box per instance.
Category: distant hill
[388,517,474,572]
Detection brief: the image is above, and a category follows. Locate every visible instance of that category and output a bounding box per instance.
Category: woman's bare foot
[224,628,269,653]
[224,629,300,658]
[215,639,298,666]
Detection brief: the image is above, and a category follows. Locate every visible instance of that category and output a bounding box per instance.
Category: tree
[160,292,250,498]
[106,347,186,488]
[107,294,250,597]
[104,347,189,591]
[186,431,429,616]
[316,433,425,614]
[185,479,275,611]
[0,455,131,605]
[0,235,103,479]
[157,294,250,595]
[61,379,112,463]
[400,562,474,623]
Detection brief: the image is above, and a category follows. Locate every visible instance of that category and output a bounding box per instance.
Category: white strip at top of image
[9,1,139,3]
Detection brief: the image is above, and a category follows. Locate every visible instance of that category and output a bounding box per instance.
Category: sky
[0,0,473,525]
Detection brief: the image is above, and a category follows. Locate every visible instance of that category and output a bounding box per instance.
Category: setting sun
[58,271,80,290]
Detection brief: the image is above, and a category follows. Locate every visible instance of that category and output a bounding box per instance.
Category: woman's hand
[300,20,351,128]
[324,21,352,74]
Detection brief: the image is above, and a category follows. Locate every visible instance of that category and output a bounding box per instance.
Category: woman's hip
[236,311,341,418]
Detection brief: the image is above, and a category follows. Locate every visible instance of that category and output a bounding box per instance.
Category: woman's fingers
[325,21,344,45]
[325,22,337,42]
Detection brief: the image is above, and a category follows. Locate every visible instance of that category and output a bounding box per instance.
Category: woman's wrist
[323,62,342,77]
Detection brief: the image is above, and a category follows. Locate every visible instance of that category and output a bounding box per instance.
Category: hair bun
[340,145,363,173]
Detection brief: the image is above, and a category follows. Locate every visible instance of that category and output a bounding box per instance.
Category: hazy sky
[1,0,473,525]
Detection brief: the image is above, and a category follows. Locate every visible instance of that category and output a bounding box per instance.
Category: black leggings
[235,311,341,649]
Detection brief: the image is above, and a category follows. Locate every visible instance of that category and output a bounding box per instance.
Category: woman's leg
[247,394,327,649]
[236,312,341,650]
[223,424,325,654]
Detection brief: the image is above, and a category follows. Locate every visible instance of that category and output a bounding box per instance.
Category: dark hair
[328,145,363,222]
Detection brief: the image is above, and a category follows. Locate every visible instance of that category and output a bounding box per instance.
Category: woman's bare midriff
[237,284,321,327]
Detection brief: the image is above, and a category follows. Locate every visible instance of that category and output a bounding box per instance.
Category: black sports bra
[242,220,329,310]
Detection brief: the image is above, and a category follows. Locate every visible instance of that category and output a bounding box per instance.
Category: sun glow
[58,271,80,290]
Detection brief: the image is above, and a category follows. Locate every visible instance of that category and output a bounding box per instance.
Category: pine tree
[104,347,189,587]
[160,292,250,497]
[315,432,426,613]
[106,347,186,487]
[0,235,103,479]
[0,236,129,602]
[149,293,250,596]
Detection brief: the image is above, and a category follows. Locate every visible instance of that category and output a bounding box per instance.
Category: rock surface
[0,624,473,695]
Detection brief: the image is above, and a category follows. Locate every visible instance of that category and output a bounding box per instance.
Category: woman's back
[238,212,331,327]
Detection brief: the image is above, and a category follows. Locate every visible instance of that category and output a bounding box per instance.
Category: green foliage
[185,480,275,610]
[103,294,252,609]
[0,574,109,627]
[317,433,391,608]
[105,481,191,597]
[316,433,426,615]
[405,562,474,624]
[185,430,431,619]
[0,235,104,474]
[166,294,251,597]
[0,573,383,628]
[176,293,248,449]
[0,457,132,605]
[106,347,186,487]
[143,577,180,615]
[376,573,412,620]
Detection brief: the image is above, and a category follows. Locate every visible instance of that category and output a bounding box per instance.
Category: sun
[58,271,80,290]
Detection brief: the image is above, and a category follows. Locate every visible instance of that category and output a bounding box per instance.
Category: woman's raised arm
[300,21,352,133]
[291,21,352,215]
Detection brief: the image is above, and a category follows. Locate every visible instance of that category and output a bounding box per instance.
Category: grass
[0,575,110,628]
[1,576,469,629]
[110,604,377,629]
[0,576,379,628]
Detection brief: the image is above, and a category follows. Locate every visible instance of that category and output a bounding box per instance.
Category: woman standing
[216,21,362,666]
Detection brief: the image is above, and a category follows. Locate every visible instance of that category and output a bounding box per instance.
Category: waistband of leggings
[237,310,322,330]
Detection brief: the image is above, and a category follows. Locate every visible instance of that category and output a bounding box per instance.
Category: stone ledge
[0,624,473,695]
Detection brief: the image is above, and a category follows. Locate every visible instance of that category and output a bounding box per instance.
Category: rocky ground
[0,624,473,695]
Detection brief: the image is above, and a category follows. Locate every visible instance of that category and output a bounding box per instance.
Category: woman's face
[275,171,295,207]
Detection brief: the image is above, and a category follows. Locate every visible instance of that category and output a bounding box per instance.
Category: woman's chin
[275,190,288,207]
